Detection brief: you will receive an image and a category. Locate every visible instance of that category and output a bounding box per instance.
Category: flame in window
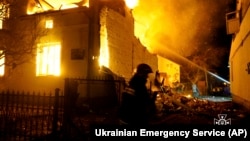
[45,19,53,28]
[0,20,3,29]
[0,3,10,19]
[36,43,61,76]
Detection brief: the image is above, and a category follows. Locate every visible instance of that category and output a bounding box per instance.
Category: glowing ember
[185,94,192,99]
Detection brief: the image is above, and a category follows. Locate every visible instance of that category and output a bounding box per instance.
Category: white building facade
[228,0,250,110]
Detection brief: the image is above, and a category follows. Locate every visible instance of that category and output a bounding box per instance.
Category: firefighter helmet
[136,63,153,75]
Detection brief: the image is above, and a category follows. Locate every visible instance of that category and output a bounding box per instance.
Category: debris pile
[154,91,248,122]
[73,90,249,127]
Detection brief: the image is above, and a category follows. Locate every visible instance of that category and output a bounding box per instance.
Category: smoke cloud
[132,0,234,58]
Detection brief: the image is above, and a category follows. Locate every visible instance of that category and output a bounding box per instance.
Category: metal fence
[0,76,125,140]
[0,89,64,141]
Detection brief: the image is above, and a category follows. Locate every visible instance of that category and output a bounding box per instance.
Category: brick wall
[100,7,158,80]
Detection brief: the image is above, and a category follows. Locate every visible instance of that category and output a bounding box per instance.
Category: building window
[0,50,5,76]
[45,20,53,29]
[0,3,10,29]
[0,20,2,29]
[36,43,61,76]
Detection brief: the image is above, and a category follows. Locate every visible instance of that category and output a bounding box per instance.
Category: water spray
[155,43,230,84]
[208,71,230,84]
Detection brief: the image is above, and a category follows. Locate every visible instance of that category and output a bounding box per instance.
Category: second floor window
[45,20,53,29]
[36,43,61,76]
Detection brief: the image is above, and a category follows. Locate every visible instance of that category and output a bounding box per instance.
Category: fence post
[63,78,70,138]
[6,90,10,111]
[52,88,60,134]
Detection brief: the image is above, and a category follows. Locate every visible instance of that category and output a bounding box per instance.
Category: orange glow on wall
[36,43,61,76]
[99,25,109,67]
[158,55,180,86]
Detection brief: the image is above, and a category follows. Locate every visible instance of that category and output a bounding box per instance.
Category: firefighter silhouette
[119,63,157,125]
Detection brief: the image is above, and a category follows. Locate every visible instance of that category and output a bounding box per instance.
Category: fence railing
[0,76,126,140]
[0,89,64,141]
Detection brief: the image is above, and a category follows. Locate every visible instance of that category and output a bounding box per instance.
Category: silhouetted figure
[192,83,200,98]
[223,83,231,96]
[119,63,157,125]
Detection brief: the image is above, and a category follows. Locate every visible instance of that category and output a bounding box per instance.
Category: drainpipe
[86,0,101,107]
[87,0,101,79]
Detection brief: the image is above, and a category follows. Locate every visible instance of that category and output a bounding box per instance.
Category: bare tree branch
[0,1,48,71]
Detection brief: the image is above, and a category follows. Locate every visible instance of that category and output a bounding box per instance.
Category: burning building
[0,0,180,102]
[226,0,250,111]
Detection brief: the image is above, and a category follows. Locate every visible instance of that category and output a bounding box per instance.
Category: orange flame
[27,0,89,15]
[124,0,139,9]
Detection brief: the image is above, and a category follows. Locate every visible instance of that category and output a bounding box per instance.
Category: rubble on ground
[154,91,249,125]
[74,91,249,127]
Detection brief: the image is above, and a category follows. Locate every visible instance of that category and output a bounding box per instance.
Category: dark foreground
[65,94,250,141]
[1,93,249,141]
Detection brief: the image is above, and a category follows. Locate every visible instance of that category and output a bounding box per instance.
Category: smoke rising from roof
[132,0,234,58]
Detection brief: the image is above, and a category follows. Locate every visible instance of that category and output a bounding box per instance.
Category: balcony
[226,11,240,35]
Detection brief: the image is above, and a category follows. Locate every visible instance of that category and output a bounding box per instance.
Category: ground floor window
[0,20,3,29]
[36,42,61,76]
[0,50,5,76]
